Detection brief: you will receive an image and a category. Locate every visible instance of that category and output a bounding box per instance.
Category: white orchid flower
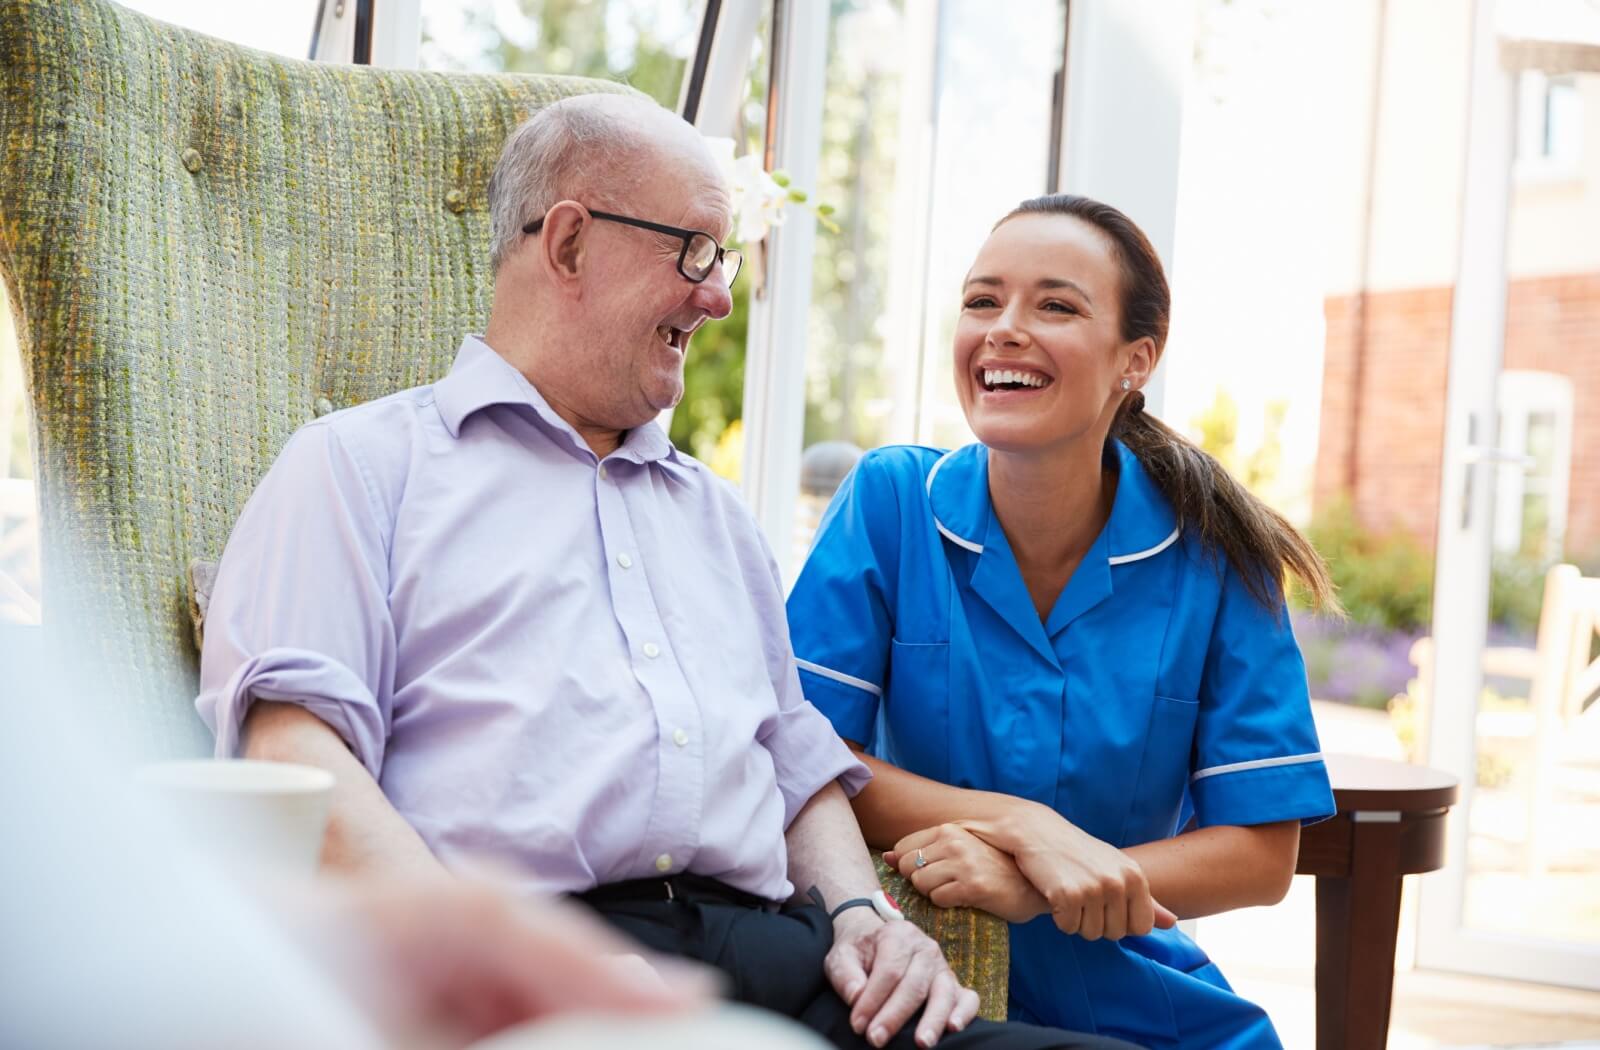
[704,135,795,246]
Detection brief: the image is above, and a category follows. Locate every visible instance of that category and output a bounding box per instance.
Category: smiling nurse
[786,194,1342,1049]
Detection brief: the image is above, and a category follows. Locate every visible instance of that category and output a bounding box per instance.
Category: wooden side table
[1295,754,1460,1050]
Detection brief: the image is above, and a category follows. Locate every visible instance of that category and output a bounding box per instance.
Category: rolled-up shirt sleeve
[196,422,397,777]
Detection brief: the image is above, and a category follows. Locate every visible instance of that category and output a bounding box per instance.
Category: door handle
[1461,446,1536,469]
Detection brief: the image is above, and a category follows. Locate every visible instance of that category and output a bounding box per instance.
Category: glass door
[1419,0,1600,989]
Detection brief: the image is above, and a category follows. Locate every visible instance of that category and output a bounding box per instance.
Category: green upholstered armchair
[0,0,1009,1018]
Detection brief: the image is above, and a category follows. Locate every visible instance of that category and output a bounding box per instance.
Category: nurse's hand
[886,824,1050,924]
[989,808,1179,940]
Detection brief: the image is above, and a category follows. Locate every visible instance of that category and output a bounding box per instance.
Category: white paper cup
[135,759,335,878]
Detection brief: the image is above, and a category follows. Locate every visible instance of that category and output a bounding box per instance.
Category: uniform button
[598,465,609,481]
[643,642,661,659]
[655,853,673,872]
[617,552,633,569]
[673,728,689,747]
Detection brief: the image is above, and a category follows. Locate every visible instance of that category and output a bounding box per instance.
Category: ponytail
[1001,194,1339,614]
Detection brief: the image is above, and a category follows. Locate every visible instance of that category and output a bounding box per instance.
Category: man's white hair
[486,94,659,274]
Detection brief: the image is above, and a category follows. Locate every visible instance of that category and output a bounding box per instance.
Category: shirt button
[643,642,661,659]
[597,465,609,481]
[673,728,689,747]
[617,552,633,569]
[655,853,673,873]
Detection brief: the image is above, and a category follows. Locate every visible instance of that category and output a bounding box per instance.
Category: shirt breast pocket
[883,639,952,784]
[1120,693,1200,844]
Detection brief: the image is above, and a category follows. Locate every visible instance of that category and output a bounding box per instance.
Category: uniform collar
[433,335,687,469]
[927,439,1182,660]
[926,439,1181,566]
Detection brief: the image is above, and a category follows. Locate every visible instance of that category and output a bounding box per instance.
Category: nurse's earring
[1120,379,1132,391]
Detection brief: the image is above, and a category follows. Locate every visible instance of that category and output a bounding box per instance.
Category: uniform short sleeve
[195,423,398,777]
[786,454,902,750]
[1189,565,1336,828]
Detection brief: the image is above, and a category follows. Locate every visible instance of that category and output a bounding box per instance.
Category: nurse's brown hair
[999,194,1339,614]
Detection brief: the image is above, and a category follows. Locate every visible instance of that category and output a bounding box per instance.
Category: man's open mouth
[979,368,1052,392]
[655,324,690,352]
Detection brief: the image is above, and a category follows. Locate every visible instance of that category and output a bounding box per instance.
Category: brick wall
[1315,274,1600,557]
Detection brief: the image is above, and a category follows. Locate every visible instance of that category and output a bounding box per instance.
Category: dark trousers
[576,878,1139,1050]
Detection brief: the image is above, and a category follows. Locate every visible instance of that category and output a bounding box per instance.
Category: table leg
[1314,819,1406,1050]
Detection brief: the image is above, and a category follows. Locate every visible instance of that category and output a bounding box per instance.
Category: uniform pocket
[1120,694,1200,844]
[884,639,951,783]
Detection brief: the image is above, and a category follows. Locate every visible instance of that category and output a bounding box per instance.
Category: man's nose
[692,265,735,320]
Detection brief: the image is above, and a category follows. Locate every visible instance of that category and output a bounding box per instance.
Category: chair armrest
[874,854,1009,1022]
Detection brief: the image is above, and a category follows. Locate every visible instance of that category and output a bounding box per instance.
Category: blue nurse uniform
[786,440,1335,1050]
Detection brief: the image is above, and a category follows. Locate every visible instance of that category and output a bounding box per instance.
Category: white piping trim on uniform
[796,659,883,697]
[1109,524,1181,566]
[1190,751,1324,783]
[935,520,984,554]
[926,450,984,553]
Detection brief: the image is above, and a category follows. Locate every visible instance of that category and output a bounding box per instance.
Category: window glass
[0,296,39,625]
[791,0,1066,561]
[418,0,702,107]
[118,1,322,59]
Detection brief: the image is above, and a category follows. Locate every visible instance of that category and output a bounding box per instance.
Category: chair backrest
[1538,565,1600,722]
[0,0,629,754]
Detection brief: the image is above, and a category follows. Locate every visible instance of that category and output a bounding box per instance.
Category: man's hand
[822,910,980,1049]
[885,823,1049,924]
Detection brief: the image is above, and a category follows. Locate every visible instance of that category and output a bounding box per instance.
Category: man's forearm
[243,701,447,880]
[784,779,886,914]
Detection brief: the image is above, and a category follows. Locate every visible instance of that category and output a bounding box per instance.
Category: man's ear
[538,201,590,294]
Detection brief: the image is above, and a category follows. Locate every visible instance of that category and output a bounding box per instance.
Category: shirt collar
[926,438,1181,566]
[432,335,686,468]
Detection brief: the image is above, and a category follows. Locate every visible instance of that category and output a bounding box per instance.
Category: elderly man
[197,94,1129,1050]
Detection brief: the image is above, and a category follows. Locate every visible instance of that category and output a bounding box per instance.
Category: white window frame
[317,0,421,67]
[1514,69,1583,182]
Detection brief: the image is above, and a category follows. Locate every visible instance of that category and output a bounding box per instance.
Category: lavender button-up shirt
[196,336,869,900]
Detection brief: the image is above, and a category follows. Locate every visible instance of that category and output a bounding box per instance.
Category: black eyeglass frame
[522,209,741,286]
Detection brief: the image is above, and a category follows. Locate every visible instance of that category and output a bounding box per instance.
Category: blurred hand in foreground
[302,876,719,1048]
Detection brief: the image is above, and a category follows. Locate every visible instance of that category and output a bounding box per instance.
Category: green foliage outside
[1299,500,1561,638]
[1188,388,1283,495]
[672,288,748,461]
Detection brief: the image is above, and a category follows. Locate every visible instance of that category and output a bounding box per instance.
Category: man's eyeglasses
[523,209,742,286]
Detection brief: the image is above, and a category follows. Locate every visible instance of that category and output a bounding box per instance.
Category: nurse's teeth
[983,369,1048,389]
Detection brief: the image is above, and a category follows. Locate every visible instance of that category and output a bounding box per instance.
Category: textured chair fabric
[0,0,1009,1017]
[0,0,629,753]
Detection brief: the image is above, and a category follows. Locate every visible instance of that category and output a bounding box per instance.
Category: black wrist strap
[806,885,877,920]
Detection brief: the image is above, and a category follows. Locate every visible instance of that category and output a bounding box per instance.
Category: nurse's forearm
[844,747,1040,851]
[1123,821,1300,917]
